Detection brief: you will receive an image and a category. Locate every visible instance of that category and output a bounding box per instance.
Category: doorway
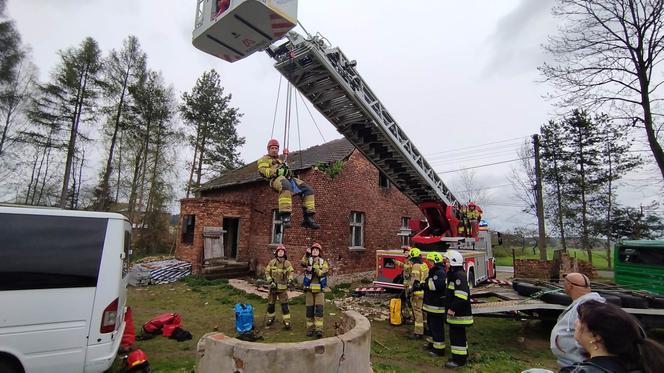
[223,217,239,259]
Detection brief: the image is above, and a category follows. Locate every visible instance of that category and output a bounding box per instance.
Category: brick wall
[514,259,552,279]
[175,150,423,275]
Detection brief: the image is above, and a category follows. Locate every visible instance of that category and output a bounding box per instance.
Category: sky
[5,0,662,231]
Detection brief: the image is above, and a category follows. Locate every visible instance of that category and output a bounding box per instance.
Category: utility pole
[533,134,547,260]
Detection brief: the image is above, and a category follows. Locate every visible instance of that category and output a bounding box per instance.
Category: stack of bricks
[559,252,597,279]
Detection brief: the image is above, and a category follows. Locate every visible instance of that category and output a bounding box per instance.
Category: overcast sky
[6,0,661,231]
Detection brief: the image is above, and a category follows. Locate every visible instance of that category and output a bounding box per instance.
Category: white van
[0,206,130,373]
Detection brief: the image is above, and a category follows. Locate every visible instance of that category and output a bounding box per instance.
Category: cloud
[482,0,556,77]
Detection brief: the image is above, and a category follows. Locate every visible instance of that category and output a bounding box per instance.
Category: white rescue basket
[193,0,298,63]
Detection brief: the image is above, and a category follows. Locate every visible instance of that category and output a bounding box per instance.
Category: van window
[0,213,107,291]
[123,231,131,278]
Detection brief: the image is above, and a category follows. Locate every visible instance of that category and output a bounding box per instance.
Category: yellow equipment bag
[389,298,402,326]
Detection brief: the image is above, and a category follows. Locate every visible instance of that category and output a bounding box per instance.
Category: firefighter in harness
[302,242,329,337]
[444,250,473,368]
[264,244,295,329]
[257,139,320,229]
[404,247,429,339]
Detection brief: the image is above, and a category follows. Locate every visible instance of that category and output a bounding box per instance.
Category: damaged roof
[198,138,355,192]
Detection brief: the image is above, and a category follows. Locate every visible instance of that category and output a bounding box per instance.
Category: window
[0,214,107,290]
[619,247,664,267]
[123,231,131,278]
[398,217,411,246]
[349,211,364,248]
[271,210,284,245]
[379,171,390,189]
[181,215,195,244]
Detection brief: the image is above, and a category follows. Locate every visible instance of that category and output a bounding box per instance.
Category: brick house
[175,138,423,275]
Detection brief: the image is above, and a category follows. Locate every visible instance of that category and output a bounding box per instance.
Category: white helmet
[445,250,464,267]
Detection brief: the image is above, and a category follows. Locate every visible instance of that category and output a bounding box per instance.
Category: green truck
[614,240,664,295]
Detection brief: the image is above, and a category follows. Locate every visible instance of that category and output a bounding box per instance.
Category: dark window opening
[379,172,390,189]
[182,215,195,244]
[619,247,664,267]
[383,257,396,269]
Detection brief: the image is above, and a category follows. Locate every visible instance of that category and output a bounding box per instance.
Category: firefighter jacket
[303,256,328,293]
[405,258,429,296]
[395,259,413,284]
[257,155,285,180]
[446,267,473,326]
[422,263,447,314]
[265,258,294,291]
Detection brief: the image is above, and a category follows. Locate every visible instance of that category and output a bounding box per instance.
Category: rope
[282,83,292,163]
[298,91,326,142]
[271,76,283,139]
[295,91,304,169]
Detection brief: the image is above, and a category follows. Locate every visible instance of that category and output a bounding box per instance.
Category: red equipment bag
[120,306,136,349]
[142,312,182,335]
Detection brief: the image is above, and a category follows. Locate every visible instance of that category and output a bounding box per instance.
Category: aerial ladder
[192,0,481,251]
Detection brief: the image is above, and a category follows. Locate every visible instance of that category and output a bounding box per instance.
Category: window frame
[349,211,365,249]
[378,171,390,189]
[271,210,284,245]
[399,216,411,247]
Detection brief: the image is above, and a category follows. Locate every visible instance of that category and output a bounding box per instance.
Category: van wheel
[0,357,22,373]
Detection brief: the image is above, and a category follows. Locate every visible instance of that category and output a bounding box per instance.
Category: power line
[437,157,532,174]
[429,148,522,166]
[424,136,528,157]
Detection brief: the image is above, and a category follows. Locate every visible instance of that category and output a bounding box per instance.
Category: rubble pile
[333,293,393,322]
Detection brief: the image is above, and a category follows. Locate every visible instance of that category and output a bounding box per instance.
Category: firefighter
[443,250,473,368]
[405,247,429,339]
[303,242,328,337]
[257,139,319,229]
[395,245,414,323]
[264,244,295,329]
[418,251,447,357]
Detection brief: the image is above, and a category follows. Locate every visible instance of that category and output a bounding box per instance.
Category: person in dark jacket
[443,250,473,369]
[419,252,447,357]
[558,300,664,373]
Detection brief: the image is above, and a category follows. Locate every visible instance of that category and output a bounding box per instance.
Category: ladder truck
[192,0,497,287]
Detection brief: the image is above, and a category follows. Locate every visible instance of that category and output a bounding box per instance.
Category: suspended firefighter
[419,252,447,357]
[257,139,319,229]
[264,244,295,329]
[444,250,473,369]
[302,242,329,337]
[404,247,429,339]
[395,245,414,324]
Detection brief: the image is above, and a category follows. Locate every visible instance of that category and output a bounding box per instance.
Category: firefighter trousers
[401,291,413,322]
[267,290,290,324]
[410,293,424,335]
[271,176,315,214]
[449,324,468,364]
[426,312,446,354]
[305,291,324,332]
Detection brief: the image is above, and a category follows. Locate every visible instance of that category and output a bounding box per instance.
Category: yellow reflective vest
[257,154,284,180]
[265,258,294,291]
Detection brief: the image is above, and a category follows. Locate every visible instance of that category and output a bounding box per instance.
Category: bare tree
[509,139,537,217]
[456,169,489,207]
[541,0,664,182]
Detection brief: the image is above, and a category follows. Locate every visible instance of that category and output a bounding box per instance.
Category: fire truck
[192,0,496,286]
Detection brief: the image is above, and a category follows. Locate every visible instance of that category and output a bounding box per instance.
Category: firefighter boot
[266,317,275,326]
[301,212,320,229]
[280,212,292,228]
[283,320,291,330]
[444,361,465,369]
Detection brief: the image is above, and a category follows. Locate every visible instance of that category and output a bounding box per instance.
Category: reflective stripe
[422,304,446,313]
[447,283,455,289]
[413,290,424,295]
[314,320,323,327]
[426,336,433,343]
[433,342,446,350]
[451,345,468,355]
[267,312,275,318]
[447,316,474,325]
[428,278,436,291]
[279,197,292,203]
[306,321,314,327]
[282,313,291,320]
[454,290,469,300]
[414,322,424,328]
[277,284,288,290]
[309,284,321,292]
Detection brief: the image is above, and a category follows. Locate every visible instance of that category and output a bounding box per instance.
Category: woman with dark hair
[560,300,664,373]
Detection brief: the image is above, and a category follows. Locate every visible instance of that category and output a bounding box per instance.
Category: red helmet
[275,244,287,257]
[267,139,279,151]
[126,349,149,370]
[311,242,322,255]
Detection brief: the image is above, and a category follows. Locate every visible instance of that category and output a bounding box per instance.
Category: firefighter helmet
[126,349,149,370]
[408,247,421,258]
[274,244,287,258]
[445,250,464,267]
[426,251,444,264]
[311,242,322,256]
[267,138,279,151]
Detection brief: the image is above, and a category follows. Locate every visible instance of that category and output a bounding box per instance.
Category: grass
[494,246,613,271]
[110,276,565,372]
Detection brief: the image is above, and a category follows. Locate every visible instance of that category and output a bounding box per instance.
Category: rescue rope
[270,75,283,139]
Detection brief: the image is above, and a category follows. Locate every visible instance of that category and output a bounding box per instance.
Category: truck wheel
[0,357,22,373]
[540,291,572,306]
